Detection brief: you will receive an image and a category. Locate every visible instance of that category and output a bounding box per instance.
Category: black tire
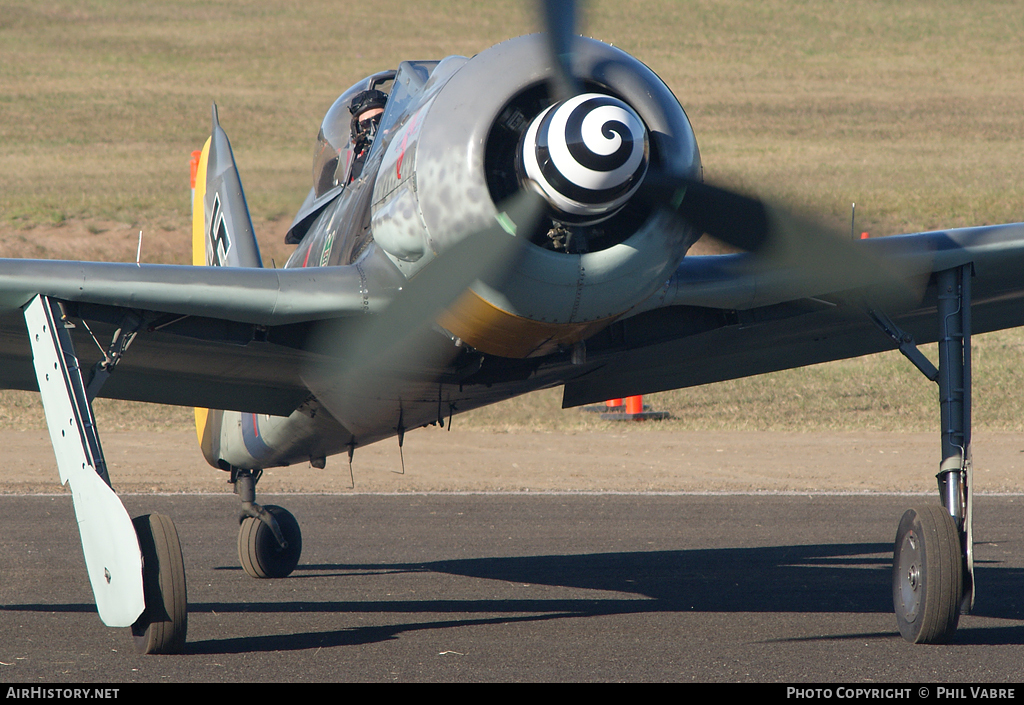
[238,505,302,579]
[892,505,963,644]
[131,513,187,654]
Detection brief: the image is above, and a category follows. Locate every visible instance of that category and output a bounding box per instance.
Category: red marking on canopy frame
[396,111,421,180]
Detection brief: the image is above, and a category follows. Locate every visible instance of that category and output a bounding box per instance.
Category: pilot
[347,88,388,181]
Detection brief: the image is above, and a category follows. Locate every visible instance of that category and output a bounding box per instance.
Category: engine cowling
[370,35,701,358]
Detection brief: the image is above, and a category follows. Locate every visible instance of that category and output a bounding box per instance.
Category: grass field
[1,0,1023,433]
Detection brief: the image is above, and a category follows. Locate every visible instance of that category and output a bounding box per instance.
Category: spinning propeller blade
[302,190,546,428]
[641,172,922,299]
[531,1,919,297]
[538,0,581,101]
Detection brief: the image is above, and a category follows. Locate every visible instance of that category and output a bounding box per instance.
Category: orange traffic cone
[600,394,668,421]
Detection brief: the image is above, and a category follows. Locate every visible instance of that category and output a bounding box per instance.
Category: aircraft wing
[0,249,403,415]
[4,222,1023,416]
[563,223,1024,407]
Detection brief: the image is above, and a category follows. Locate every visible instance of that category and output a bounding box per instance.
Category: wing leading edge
[0,249,402,325]
[0,247,404,415]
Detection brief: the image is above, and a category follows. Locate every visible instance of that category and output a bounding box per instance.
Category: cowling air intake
[518,93,649,225]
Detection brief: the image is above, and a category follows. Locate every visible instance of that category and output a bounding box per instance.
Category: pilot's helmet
[312,82,390,197]
[349,89,389,140]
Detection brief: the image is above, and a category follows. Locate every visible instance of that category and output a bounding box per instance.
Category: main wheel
[892,505,963,644]
[131,513,187,654]
[238,505,302,579]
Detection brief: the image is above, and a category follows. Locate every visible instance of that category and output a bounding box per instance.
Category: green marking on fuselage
[319,230,336,267]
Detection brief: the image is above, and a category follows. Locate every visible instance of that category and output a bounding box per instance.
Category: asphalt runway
[2,492,1023,683]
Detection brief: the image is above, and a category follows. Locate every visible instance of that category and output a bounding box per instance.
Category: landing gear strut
[231,468,302,578]
[873,265,974,644]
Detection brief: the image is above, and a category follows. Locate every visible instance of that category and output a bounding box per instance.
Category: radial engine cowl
[518,93,649,224]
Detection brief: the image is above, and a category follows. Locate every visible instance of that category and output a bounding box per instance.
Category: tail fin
[191,103,263,458]
[191,104,263,269]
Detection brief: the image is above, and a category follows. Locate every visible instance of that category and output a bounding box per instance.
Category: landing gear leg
[231,468,302,578]
[877,266,973,643]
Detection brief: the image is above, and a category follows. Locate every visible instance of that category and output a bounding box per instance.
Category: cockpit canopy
[312,70,395,198]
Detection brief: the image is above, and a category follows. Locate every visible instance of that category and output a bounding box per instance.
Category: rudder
[192,104,263,269]
[191,104,263,458]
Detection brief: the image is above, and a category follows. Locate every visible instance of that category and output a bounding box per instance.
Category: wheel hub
[906,563,920,590]
[897,530,922,622]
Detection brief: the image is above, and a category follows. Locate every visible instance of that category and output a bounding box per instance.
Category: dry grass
[3,1,1021,235]
[0,390,194,432]
[1,0,1023,433]
[0,0,534,230]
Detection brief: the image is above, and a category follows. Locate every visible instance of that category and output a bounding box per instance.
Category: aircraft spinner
[518,92,650,223]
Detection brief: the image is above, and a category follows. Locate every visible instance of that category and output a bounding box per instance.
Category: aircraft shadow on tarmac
[6,542,1023,652]
[189,542,1024,652]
